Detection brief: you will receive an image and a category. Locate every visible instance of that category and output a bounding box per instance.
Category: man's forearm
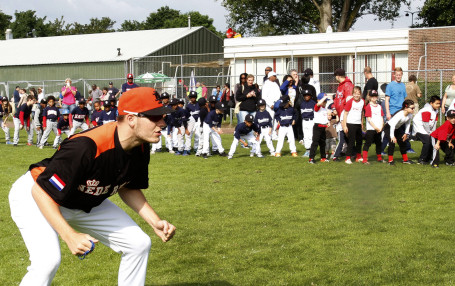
[118,188,161,227]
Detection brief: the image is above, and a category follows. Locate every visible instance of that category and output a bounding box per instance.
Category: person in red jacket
[430,110,455,168]
[333,68,354,116]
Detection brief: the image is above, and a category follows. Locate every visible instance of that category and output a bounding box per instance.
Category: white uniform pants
[2,122,10,142]
[152,127,172,151]
[55,130,71,146]
[228,133,259,156]
[39,120,59,147]
[172,126,185,152]
[184,118,200,151]
[9,172,151,286]
[70,120,89,136]
[202,123,224,154]
[275,125,297,154]
[302,119,314,150]
[258,126,275,154]
[266,107,278,140]
[13,117,33,144]
[195,124,204,155]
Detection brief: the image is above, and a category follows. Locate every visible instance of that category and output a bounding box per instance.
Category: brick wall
[409,26,455,81]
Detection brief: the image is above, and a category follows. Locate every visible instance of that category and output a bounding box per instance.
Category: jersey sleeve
[314,104,321,112]
[234,124,241,140]
[421,111,431,122]
[35,137,96,205]
[364,105,372,118]
[344,99,353,111]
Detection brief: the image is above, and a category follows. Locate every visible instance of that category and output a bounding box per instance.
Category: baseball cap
[39,98,46,104]
[302,89,312,95]
[268,71,277,78]
[447,110,455,118]
[189,91,197,98]
[304,68,313,76]
[104,100,110,106]
[317,92,329,101]
[281,95,290,103]
[198,97,207,106]
[215,102,225,113]
[127,73,133,79]
[169,98,178,105]
[109,81,113,85]
[369,90,379,97]
[118,87,174,116]
[209,96,217,103]
[79,98,86,104]
[245,114,254,122]
[160,92,170,99]
[257,99,266,106]
[178,98,185,105]
[60,108,70,115]
[334,68,346,77]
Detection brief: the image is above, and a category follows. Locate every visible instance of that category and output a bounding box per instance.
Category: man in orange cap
[9,87,176,286]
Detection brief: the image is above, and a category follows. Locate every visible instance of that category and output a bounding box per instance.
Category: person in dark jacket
[236,74,261,123]
[292,74,317,142]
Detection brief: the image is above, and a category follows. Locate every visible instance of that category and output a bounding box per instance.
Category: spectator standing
[262,71,281,138]
[39,96,60,149]
[296,74,317,142]
[405,75,422,114]
[441,74,455,115]
[234,73,248,123]
[196,82,203,100]
[108,81,120,99]
[69,99,90,135]
[212,85,223,101]
[61,78,77,113]
[121,73,139,94]
[89,84,103,103]
[236,74,260,123]
[37,87,45,102]
[304,68,321,95]
[34,99,47,146]
[333,68,354,116]
[13,86,21,107]
[202,83,208,99]
[1,97,13,144]
[263,67,280,86]
[100,87,110,102]
[363,66,379,101]
[221,83,233,121]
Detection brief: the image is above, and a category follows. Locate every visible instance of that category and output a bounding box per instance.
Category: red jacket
[334,77,353,115]
[431,120,455,142]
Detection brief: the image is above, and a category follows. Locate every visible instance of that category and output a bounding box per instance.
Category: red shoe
[320,158,329,163]
[26,142,32,146]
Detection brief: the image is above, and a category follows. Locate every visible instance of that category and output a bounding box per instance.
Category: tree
[418,0,455,27]
[9,10,49,38]
[221,0,410,36]
[67,17,116,35]
[0,10,12,40]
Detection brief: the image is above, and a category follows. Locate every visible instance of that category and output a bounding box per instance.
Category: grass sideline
[1,129,455,285]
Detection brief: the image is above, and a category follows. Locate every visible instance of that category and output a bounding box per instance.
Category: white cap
[268,71,277,78]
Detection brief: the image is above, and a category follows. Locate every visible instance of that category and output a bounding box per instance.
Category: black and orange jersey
[29,122,150,213]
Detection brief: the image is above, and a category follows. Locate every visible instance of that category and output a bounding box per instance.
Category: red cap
[127,73,133,79]
[118,87,173,116]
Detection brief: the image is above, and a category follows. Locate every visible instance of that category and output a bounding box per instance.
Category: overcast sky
[1,0,424,34]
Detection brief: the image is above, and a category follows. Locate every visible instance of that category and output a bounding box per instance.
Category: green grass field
[1,129,455,285]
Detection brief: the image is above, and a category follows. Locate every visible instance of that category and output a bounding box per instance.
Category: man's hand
[151,220,176,242]
[36,126,41,131]
[292,120,295,126]
[375,127,382,133]
[449,142,454,149]
[402,134,408,141]
[64,232,98,256]
[386,113,392,121]
[217,128,223,135]
[20,124,24,130]
[243,141,248,147]
[343,126,348,135]
[391,137,397,144]
[26,126,29,131]
[434,143,440,150]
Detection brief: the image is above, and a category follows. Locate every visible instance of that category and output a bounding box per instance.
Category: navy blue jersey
[71,106,89,122]
[98,110,117,125]
[75,91,83,102]
[57,117,70,131]
[108,87,119,98]
[167,107,186,134]
[199,107,209,127]
[254,110,273,128]
[0,105,4,118]
[14,103,32,119]
[275,106,296,126]
[204,109,223,128]
[121,82,139,93]
[43,106,60,122]
[91,110,103,125]
[300,99,317,120]
[234,122,261,139]
[162,104,172,126]
[185,102,200,121]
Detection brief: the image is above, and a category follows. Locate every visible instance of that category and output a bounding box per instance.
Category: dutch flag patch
[49,174,66,191]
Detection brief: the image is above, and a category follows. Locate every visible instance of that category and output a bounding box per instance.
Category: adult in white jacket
[261,71,281,139]
[413,96,441,164]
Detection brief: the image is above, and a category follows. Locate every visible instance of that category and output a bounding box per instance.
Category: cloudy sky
[1,0,424,34]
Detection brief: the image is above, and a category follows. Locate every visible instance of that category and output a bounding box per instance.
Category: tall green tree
[0,10,12,40]
[221,0,410,36]
[67,17,116,34]
[9,10,49,38]
[418,0,455,27]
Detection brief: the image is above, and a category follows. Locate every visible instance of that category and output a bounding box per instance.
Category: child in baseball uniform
[69,98,90,135]
[413,95,441,164]
[195,98,208,157]
[33,99,47,146]
[55,109,71,148]
[228,114,262,159]
[184,91,200,155]
[98,100,117,125]
[362,91,384,164]
[430,110,455,168]
[0,97,13,144]
[38,95,59,149]
[151,92,173,154]
[168,98,187,155]
[325,107,338,160]
[254,99,275,156]
[309,93,331,164]
[342,86,365,164]
[90,100,102,127]
[274,95,298,157]
[201,102,227,159]
[300,89,316,157]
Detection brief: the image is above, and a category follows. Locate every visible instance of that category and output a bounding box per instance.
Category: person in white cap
[261,71,281,140]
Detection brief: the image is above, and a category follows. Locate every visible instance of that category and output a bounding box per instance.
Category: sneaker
[52,145,58,149]
[250,153,254,157]
[38,145,43,149]
[355,158,363,163]
[150,150,156,155]
[381,152,387,156]
[256,153,264,158]
[402,160,415,164]
[432,164,439,168]
[270,152,276,157]
[27,142,32,146]
[407,148,416,154]
[227,155,233,159]
[275,153,281,157]
[219,152,228,157]
[156,148,162,153]
[308,159,315,164]
[302,151,310,157]
[345,159,352,164]
[291,152,298,157]
[182,150,189,156]
[298,140,304,145]
[174,151,182,155]
[320,158,329,163]
[202,153,208,159]
[195,152,201,157]
[445,162,455,166]
[388,161,395,166]
[332,157,340,162]
[363,161,370,165]
[169,150,175,154]
[5,141,13,145]
[13,144,18,147]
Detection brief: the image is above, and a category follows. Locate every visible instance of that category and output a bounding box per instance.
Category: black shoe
[309,159,315,164]
[156,148,162,153]
[202,153,208,159]
[403,160,415,164]
[13,144,17,147]
[388,161,395,166]
[219,152,227,157]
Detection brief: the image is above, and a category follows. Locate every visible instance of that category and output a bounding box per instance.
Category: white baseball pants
[9,172,151,286]
[266,107,278,140]
[202,123,224,154]
[151,127,172,151]
[228,133,260,156]
[13,117,34,144]
[258,127,275,154]
[302,119,314,150]
[69,120,89,136]
[275,125,297,154]
[2,122,10,142]
[172,126,185,152]
[55,130,71,147]
[184,118,200,151]
[39,120,59,147]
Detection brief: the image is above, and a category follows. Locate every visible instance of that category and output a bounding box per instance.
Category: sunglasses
[240,77,246,79]
[137,113,164,122]
[265,69,272,72]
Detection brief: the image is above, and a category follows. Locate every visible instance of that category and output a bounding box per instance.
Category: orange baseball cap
[118,87,174,116]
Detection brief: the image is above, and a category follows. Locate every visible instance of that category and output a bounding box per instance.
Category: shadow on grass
[147,281,234,286]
